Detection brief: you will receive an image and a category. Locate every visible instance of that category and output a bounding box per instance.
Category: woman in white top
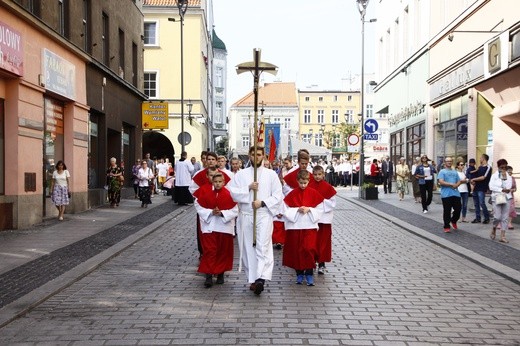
[489,159,513,243]
[50,160,70,221]
[138,160,155,208]
[456,161,469,222]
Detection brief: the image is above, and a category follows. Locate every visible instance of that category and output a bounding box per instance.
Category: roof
[212,29,226,51]
[232,82,298,107]
[143,0,200,6]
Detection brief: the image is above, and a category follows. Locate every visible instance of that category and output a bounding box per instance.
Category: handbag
[495,193,507,205]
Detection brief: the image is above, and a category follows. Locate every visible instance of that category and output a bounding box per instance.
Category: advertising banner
[0,21,24,76]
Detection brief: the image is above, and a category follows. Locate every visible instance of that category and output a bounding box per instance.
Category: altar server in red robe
[194,171,238,288]
[283,149,313,195]
[283,170,324,286]
[309,165,337,274]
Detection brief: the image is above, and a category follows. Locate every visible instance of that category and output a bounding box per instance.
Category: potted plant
[361,182,378,200]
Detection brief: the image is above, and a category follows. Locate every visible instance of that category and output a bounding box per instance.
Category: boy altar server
[194,171,238,288]
[283,170,324,286]
[309,165,337,274]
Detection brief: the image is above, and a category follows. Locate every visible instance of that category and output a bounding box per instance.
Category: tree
[215,136,229,156]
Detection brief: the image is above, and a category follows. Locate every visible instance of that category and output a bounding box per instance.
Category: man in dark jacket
[381,156,394,193]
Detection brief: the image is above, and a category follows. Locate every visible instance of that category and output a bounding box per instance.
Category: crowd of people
[99,149,516,294]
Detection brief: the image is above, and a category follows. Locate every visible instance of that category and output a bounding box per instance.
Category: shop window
[0,99,4,195]
[406,122,425,163]
[44,98,65,198]
[434,116,468,166]
[88,113,101,189]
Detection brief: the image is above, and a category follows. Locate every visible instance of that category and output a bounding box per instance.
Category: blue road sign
[364,119,379,134]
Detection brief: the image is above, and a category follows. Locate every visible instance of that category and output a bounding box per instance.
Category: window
[132,42,138,86]
[44,98,65,200]
[366,104,373,118]
[315,133,323,147]
[272,117,280,124]
[144,22,157,45]
[405,122,425,164]
[102,12,109,65]
[88,113,100,189]
[216,67,223,88]
[317,110,324,123]
[333,95,338,102]
[345,110,353,123]
[242,117,249,129]
[144,72,157,98]
[302,133,312,143]
[242,136,250,148]
[333,134,341,148]
[304,110,311,124]
[348,95,353,102]
[284,118,291,129]
[58,0,65,35]
[318,97,323,102]
[332,110,339,124]
[215,102,223,124]
[119,29,125,77]
[82,0,91,53]
[305,96,310,102]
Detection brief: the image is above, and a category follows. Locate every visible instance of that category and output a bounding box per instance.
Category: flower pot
[361,187,378,200]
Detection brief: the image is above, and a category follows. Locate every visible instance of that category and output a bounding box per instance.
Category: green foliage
[215,136,229,156]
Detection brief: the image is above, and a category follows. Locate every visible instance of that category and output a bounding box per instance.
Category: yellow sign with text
[142,102,169,129]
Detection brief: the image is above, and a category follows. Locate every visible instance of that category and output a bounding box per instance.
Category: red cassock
[272,219,285,245]
[282,187,324,270]
[194,185,237,275]
[308,179,337,263]
[283,168,314,190]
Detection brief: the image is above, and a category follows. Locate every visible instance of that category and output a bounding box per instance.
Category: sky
[212,0,377,108]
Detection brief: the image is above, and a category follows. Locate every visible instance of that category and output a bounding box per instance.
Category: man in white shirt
[156,158,168,189]
[174,151,194,205]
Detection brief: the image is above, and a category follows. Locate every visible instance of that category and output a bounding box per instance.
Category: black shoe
[483,219,490,224]
[204,274,213,288]
[216,273,224,284]
[254,279,264,295]
[471,219,481,223]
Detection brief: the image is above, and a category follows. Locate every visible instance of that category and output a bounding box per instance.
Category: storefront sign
[484,32,509,79]
[142,102,169,129]
[430,55,483,102]
[43,49,76,100]
[388,101,425,127]
[0,21,23,76]
[372,145,388,152]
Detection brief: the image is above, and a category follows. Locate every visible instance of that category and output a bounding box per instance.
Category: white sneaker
[423,210,428,214]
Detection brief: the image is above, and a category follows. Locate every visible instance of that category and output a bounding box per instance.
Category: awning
[376,105,389,114]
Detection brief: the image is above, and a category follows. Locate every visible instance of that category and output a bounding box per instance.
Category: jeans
[442,196,462,228]
[472,190,489,221]
[460,192,468,218]
[419,180,434,211]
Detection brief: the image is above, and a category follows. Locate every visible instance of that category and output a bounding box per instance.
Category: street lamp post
[356,0,369,197]
[169,0,189,154]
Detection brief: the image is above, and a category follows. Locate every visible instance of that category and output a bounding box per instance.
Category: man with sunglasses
[437,157,462,233]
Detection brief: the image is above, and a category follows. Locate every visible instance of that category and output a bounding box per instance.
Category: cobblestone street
[0,196,519,345]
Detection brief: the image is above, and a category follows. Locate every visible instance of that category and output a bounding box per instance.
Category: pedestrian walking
[469,154,492,224]
[381,156,394,193]
[308,165,336,275]
[137,160,154,208]
[456,160,470,222]
[414,154,436,213]
[106,157,123,208]
[411,156,421,203]
[193,171,238,288]
[395,157,410,201]
[227,146,283,295]
[437,157,461,233]
[132,159,141,199]
[282,170,324,286]
[50,160,71,221]
[506,166,517,230]
[489,159,513,243]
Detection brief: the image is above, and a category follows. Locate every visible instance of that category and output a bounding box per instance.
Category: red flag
[268,130,276,161]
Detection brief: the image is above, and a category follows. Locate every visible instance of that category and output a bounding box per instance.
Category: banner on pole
[265,123,280,162]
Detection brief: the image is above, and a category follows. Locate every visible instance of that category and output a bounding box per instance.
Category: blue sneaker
[296,274,304,285]
[306,274,314,286]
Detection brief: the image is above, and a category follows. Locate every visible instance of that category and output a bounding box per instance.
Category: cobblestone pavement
[1,197,519,345]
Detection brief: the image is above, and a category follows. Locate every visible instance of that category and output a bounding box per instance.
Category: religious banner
[264,123,280,162]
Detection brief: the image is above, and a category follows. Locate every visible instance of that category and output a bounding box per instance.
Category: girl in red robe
[193,172,238,288]
[309,165,337,274]
[282,170,324,286]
